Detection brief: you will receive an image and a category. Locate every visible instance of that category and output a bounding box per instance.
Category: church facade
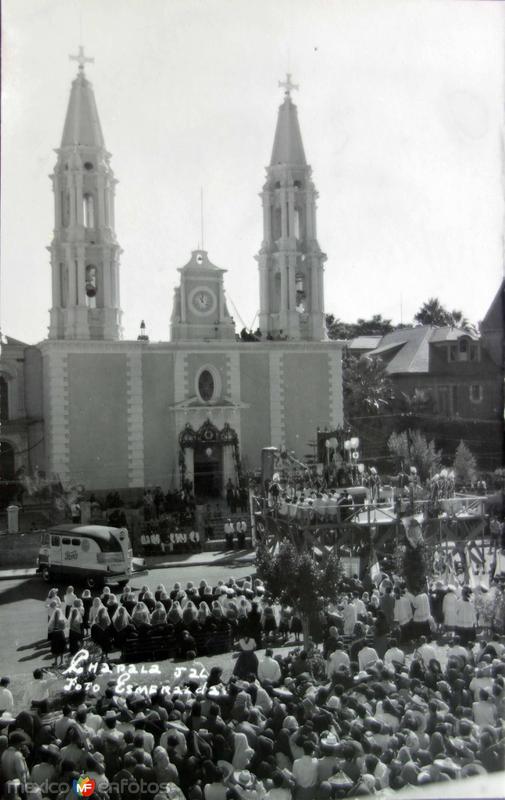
[1,60,343,497]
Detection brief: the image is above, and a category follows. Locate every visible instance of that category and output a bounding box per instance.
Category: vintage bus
[37,524,146,588]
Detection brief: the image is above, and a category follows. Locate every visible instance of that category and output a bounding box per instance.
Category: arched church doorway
[193,444,223,498]
[179,419,240,500]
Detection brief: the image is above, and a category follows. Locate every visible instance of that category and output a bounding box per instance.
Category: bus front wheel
[85,575,101,590]
[41,567,51,582]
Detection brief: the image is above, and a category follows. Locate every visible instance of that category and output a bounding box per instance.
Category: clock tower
[170,249,236,341]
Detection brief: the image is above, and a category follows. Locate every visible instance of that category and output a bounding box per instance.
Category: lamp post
[344,437,360,485]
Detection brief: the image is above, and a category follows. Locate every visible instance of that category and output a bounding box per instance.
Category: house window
[437,386,450,416]
[448,344,457,362]
[469,384,483,403]
[469,344,480,361]
[452,385,459,414]
[458,338,468,361]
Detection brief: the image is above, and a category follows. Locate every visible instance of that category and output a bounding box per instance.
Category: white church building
[1,55,343,497]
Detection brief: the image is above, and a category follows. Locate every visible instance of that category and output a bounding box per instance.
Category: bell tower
[257,75,326,341]
[48,48,122,341]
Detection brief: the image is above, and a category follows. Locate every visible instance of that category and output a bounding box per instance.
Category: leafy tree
[343,353,394,422]
[401,538,429,595]
[325,315,356,340]
[414,298,472,330]
[326,314,394,340]
[256,542,341,650]
[354,315,394,336]
[388,431,410,470]
[414,298,452,326]
[453,440,477,486]
[388,428,442,481]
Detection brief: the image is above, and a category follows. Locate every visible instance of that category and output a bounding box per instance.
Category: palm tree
[414,298,452,327]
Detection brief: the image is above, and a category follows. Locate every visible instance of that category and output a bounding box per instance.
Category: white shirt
[266,788,291,800]
[413,593,431,622]
[358,646,378,671]
[292,755,319,788]
[456,599,476,628]
[0,687,14,712]
[416,642,437,668]
[85,711,104,733]
[327,650,351,677]
[384,647,405,667]
[396,596,413,625]
[30,679,50,703]
[258,656,282,684]
[472,700,496,727]
[354,599,366,617]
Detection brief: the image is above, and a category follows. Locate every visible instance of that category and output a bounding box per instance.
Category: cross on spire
[278,73,299,96]
[69,45,94,72]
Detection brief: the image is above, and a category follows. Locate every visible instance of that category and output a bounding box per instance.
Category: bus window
[51,536,60,546]
[99,535,122,553]
[71,539,81,546]
[41,532,49,545]
[62,538,71,545]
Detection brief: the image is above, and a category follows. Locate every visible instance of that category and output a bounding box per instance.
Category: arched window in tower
[59,263,67,307]
[294,207,301,240]
[295,272,306,313]
[83,193,95,228]
[0,377,9,422]
[85,265,97,308]
[274,272,281,312]
[273,207,282,241]
[61,192,70,227]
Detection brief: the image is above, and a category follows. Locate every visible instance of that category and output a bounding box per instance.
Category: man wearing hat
[233,769,265,800]
[317,733,340,781]
[132,712,155,753]
[29,744,60,789]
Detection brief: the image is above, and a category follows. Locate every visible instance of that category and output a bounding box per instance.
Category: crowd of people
[44,578,305,666]
[1,569,504,799]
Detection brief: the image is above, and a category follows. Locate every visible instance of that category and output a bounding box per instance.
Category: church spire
[61,47,104,148]
[48,51,122,341]
[256,75,326,342]
[270,75,306,167]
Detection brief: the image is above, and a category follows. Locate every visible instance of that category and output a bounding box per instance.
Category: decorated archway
[178,419,241,497]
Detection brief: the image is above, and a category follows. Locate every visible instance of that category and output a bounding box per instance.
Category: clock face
[196,292,211,309]
[189,286,217,315]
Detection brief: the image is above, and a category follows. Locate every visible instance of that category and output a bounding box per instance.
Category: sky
[1,0,504,344]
